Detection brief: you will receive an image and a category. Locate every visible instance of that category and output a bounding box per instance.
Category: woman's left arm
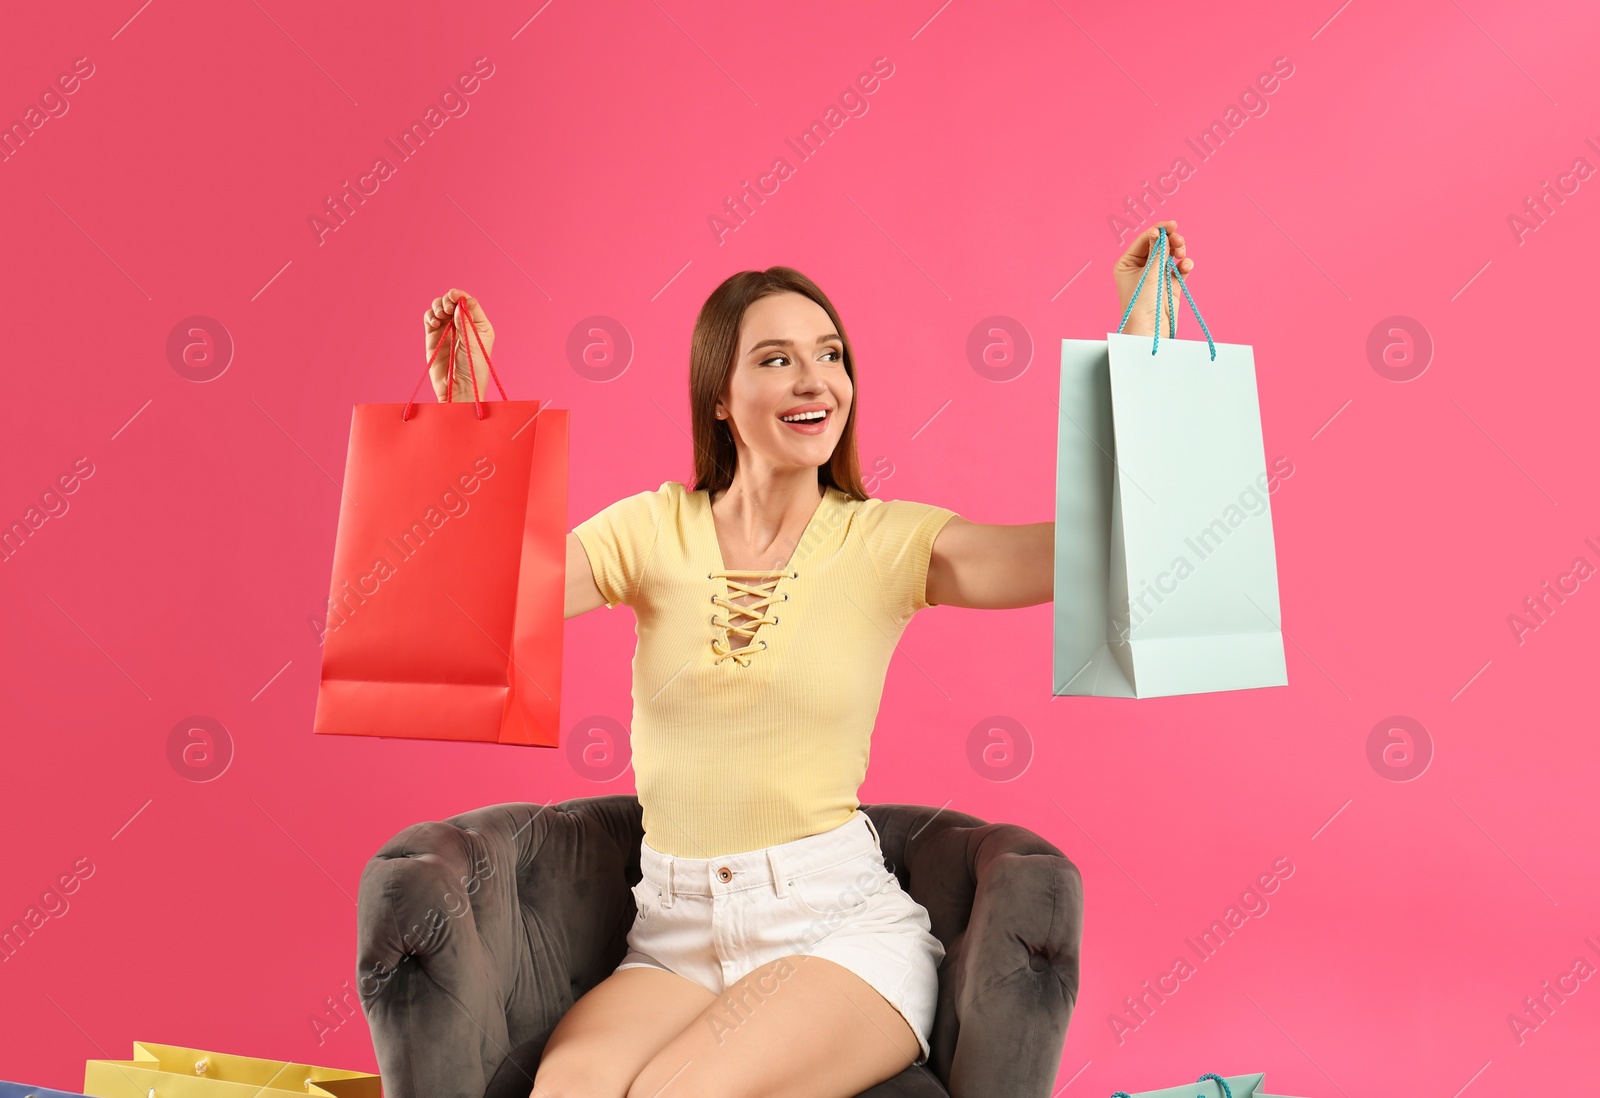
[928,224,1203,614]
[924,221,1201,612]
[925,518,1053,610]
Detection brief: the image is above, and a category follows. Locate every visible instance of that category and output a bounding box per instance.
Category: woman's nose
[792,362,827,392]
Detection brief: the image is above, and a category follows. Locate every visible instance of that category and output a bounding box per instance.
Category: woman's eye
[759,348,841,366]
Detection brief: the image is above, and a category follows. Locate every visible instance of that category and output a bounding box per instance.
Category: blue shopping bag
[0,1082,93,1098]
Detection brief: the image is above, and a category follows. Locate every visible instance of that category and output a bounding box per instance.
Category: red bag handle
[404,301,508,420]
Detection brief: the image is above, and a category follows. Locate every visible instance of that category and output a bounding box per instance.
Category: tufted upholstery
[356,796,1081,1098]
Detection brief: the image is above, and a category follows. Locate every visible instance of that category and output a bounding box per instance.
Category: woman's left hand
[1113,219,1194,337]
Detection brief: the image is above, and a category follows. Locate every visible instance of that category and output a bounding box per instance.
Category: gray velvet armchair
[355,795,1082,1098]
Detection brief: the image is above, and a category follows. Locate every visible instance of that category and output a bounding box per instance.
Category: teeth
[780,410,827,422]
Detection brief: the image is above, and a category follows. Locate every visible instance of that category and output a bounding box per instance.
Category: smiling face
[714,291,854,478]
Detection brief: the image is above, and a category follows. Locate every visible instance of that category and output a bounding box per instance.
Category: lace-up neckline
[704,486,837,668]
[710,569,795,667]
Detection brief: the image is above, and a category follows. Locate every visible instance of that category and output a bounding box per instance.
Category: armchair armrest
[356,797,644,1098]
[905,815,1083,1097]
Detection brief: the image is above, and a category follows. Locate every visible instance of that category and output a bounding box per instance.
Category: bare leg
[625,954,919,1098]
[530,966,717,1098]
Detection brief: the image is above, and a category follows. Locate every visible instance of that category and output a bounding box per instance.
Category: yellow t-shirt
[573,479,958,858]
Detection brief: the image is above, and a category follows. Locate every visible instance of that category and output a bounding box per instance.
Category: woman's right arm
[425,288,607,620]
[566,531,606,619]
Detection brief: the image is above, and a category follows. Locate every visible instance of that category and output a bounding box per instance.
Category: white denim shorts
[618,808,945,1065]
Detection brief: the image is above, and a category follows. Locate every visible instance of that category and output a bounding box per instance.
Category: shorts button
[717,866,732,882]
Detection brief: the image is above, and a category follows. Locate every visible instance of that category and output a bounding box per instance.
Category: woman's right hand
[423,288,496,402]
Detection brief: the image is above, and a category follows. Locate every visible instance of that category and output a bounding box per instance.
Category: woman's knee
[531,968,715,1098]
[529,1054,633,1098]
[526,1079,625,1098]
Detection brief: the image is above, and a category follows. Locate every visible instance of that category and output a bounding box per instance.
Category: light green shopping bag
[1054,227,1287,698]
[1109,1069,1306,1097]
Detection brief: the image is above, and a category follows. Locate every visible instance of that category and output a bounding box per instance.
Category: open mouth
[778,409,831,434]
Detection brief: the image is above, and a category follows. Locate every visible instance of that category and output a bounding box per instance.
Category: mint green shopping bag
[1110,1070,1306,1097]
[1054,227,1287,698]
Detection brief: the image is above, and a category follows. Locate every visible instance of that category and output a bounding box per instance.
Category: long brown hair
[688,266,868,501]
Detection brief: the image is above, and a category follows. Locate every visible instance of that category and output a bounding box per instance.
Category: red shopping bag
[313,310,566,748]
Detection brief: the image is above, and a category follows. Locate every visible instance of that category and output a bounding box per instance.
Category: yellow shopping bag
[83,1043,380,1098]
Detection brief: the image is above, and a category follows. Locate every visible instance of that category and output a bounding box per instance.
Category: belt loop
[767,847,787,897]
[860,809,881,849]
[662,856,675,907]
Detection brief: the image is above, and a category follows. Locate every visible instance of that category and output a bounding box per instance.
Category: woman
[421,221,1195,1098]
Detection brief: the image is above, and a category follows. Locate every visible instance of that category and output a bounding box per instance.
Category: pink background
[3,0,1597,1094]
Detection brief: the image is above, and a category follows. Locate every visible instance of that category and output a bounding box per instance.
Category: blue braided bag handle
[1109,1070,1235,1098]
[1114,224,1217,361]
